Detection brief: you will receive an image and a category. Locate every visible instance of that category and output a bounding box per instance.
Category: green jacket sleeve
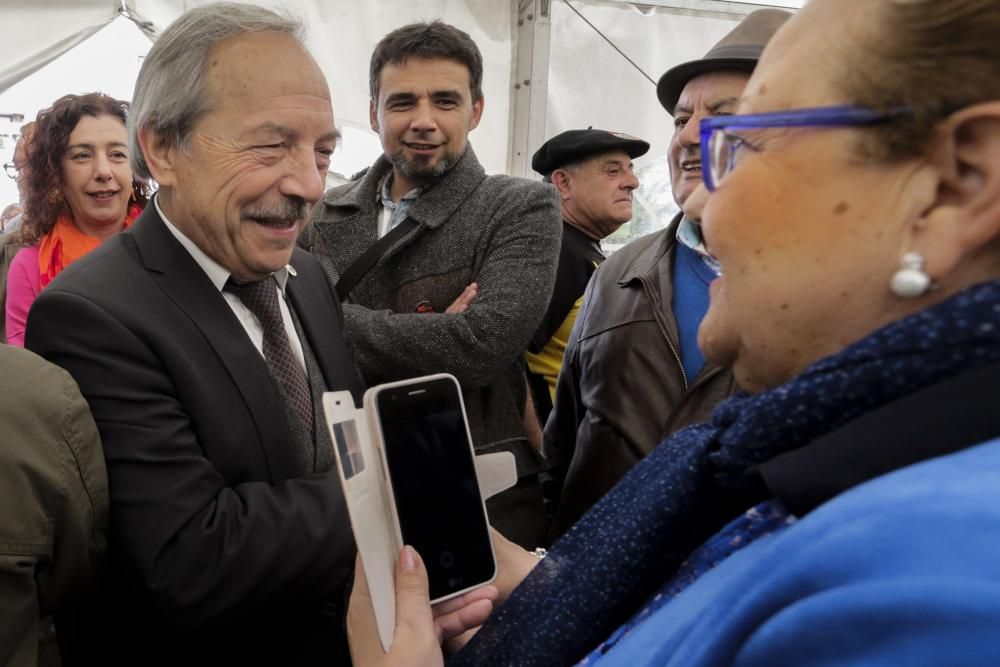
[0,346,108,666]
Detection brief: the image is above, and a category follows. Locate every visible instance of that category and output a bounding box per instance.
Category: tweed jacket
[303,146,561,455]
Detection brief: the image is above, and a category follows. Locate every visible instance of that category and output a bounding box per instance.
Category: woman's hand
[348,547,498,666]
[433,582,498,642]
[490,527,541,604]
[438,528,543,652]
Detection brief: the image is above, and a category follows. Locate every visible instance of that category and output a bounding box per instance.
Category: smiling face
[147,31,336,282]
[555,150,639,239]
[60,114,133,238]
[695,0,939,392]
[370,57,484,198]
[669,71,750,206]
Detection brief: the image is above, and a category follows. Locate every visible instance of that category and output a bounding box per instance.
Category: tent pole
[507,0,551,179]
[118,0,159,40]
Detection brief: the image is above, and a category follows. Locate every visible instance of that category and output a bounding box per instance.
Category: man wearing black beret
[525,128,649,428]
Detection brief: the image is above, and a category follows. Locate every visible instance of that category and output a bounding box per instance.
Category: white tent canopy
[0,0,804,235]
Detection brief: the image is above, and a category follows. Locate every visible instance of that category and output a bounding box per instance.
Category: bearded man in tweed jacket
[302,21,561,548]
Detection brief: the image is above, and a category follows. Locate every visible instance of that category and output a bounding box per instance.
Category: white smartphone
[368,373,497,603]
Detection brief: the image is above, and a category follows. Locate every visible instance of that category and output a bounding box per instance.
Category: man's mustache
[242,197,309,224]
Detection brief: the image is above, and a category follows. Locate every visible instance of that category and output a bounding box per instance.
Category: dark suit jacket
[26,206,363,664]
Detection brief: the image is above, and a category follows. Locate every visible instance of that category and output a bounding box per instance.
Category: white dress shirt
[155,195,307,371]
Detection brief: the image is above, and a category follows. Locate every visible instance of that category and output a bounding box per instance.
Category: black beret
[531,128,650,176]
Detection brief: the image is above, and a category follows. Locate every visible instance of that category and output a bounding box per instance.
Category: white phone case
[323,373,516,651]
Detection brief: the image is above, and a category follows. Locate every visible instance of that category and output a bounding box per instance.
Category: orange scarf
[37,204,141,288]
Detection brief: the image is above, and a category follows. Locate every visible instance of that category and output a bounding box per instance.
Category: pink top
[5,244,41,347]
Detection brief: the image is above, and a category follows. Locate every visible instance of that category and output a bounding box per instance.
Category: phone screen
[376,377,495,600]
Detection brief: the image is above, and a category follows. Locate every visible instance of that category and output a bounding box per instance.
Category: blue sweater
[593,437,1000,666]
[672,242,717,382]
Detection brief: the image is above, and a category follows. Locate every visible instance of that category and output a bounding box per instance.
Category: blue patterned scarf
[450,280,1000,667]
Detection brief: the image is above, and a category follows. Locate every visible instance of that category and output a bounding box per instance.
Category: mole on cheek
[758,84,767,95]
[833,201,849,215]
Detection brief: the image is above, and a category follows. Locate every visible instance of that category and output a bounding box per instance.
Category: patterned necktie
[225,277,314,430]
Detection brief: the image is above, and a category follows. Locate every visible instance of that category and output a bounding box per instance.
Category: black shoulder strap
[335,217,418,301]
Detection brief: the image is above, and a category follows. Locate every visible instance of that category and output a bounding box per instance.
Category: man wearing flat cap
[526,128,648,426]
[543,9,791,539]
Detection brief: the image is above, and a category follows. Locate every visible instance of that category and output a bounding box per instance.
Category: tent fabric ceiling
[0,0,797,175]
[0,0,514,173]
[0,1,118,95]
[546,2,741,173]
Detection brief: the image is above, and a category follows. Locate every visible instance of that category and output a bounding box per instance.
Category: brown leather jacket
[542,215,737,539]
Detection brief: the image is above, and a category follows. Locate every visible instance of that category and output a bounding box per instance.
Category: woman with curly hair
[4,93,148,346]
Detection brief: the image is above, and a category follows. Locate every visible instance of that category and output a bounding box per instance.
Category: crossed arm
[343,187,561,389]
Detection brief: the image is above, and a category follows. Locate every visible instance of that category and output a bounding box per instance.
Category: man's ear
[468,95,484,131]
[137,126,177,188]
[911,102,1000,279]
[369,99,379,133]
[551,169,573,200]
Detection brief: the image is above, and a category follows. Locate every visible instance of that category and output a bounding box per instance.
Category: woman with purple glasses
[349,1,1000,664]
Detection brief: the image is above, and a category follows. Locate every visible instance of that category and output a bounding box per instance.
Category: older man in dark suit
[26,4,361,663]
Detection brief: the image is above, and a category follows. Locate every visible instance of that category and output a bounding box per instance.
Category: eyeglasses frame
[698,105,909,192]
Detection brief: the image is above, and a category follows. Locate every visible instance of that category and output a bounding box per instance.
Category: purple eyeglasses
[699,105,909,191]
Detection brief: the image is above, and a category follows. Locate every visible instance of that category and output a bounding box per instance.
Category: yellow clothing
[527,296,584,400]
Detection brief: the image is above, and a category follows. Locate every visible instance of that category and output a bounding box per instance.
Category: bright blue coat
[596,437,1000,666]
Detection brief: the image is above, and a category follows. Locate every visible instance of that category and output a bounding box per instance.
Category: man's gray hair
[128,2,305,180]
[542,159,584,183]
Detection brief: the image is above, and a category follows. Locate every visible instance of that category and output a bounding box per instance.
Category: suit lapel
[407,144,486,228]
[287,248,364,403]
[130,207,301,481]
[317,147,488,273]
[322,211,379,279]
[376,146,486,264]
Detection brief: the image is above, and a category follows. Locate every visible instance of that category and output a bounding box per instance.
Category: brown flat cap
[656,8,792,115]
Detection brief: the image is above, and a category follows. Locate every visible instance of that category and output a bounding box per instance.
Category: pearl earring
[889,252,931,298]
